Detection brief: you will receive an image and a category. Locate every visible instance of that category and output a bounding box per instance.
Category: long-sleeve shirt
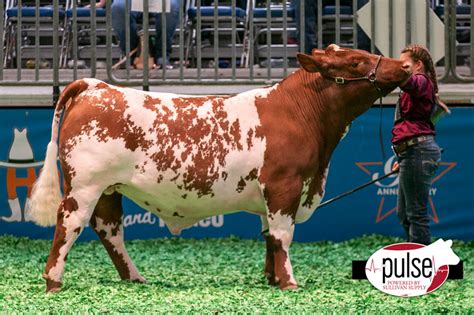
[391,73,436,144]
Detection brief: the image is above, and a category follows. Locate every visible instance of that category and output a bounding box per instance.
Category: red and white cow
[29,45,410,292]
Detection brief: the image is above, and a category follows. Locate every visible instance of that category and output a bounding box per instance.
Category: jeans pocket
[422,158,440,177]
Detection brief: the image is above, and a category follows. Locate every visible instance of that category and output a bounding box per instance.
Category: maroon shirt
[391,73,436,144]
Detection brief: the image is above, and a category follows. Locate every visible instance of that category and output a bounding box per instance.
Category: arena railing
[0,0,472,95]
[443,1,474,82]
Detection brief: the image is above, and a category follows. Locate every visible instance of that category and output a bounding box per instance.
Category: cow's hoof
[45,279,62,293]
[265,272,278,286]
[46,286,62,293]
[280,283,298,290]
[131,277,147,284]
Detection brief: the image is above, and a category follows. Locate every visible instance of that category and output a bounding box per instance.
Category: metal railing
[0,0,472,91]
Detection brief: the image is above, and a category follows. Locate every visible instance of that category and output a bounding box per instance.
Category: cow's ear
[297,53,326,73]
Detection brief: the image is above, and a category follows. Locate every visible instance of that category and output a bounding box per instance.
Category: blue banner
[0,107,472,241]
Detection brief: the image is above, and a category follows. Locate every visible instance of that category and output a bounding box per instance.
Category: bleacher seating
[434,4,471,66]
[185,0,247,67]
[4,1,66,68]
[1,1,471,70]
[249,1,296,68]
[321,5,354,48]
[61,1,121,68]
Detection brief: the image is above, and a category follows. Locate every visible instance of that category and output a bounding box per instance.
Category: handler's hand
[392,161,400,172]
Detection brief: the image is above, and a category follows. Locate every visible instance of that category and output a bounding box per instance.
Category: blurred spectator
[291,0,317,54]
[91,0,180,69]
[291,0,355,54]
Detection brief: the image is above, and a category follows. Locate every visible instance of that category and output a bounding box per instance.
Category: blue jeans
[396,139,441,245]
[291,0,317,54]
[111,0,180,64]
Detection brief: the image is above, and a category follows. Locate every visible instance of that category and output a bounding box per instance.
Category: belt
[392,135,434,155]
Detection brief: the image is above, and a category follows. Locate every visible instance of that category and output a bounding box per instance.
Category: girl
[391,44,445,245]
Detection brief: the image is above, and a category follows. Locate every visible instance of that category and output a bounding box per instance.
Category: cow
[28,44,411,292]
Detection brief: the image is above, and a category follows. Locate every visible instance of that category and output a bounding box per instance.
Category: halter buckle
[335,77,345,84]
[368,72,377,83]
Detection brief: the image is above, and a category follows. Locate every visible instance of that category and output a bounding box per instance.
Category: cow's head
[296,44,411,113]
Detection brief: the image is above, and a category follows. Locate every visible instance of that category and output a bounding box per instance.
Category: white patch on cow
[94,102,107,109]
[284,257,296,285]
[268,210,296,285]
[120,88,156,142]
[83,87,105,100]
[295,165,330,224]
[65,133,134,189]
[196,98,214,120]
[268,210,294,251]
[329,44,343,52]
[341,124,351,140]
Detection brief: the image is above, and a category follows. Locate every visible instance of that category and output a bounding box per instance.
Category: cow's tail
[28,80,89,227]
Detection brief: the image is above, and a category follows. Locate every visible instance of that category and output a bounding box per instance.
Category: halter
[325,54,387,159]
[327,55,383,93]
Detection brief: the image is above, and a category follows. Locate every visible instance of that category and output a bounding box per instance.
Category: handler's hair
[401,44,439,94]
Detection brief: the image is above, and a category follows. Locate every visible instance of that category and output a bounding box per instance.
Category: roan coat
[29,45,411,292]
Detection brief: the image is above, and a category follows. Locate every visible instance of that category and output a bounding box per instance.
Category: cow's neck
[275,70,352,153]
[255,69,378,201]
[266,69,377,175]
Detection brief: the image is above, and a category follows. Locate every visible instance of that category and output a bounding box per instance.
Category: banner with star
[0,107,472,241]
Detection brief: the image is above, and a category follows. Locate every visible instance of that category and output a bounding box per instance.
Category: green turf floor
[0,235,472,313]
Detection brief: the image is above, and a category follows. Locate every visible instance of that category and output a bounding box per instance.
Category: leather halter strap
[327,55,383,93]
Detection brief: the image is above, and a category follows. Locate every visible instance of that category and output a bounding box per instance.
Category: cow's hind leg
[261,216,277,286]
[90,192,146,283]
[43,189,101,292]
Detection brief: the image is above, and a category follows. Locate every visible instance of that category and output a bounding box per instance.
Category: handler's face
[400,52,423,74]
[400,52,414,71]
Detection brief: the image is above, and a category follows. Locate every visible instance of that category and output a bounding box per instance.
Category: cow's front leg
[43,188,101,292]
[261,216,277,285]
[262,179,301,290]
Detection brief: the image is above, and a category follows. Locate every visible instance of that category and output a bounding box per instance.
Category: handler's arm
[399,74,429,96]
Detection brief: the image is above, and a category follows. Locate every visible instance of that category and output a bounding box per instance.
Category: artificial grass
[0,234,472,313]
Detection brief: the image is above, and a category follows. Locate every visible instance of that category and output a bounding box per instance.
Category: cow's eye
[351,62,359,68]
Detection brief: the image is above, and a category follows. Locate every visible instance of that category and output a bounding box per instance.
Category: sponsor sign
[365,239,460,297]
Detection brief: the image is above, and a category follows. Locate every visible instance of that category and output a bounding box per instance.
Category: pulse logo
[365,239,460,297]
